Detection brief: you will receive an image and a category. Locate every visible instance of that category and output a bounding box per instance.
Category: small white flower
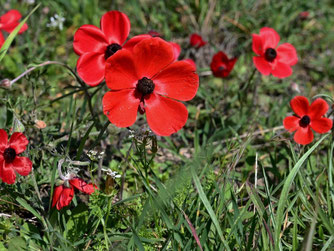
[46,14,65,30]
[24,0,35,4]
[101,168,121,179]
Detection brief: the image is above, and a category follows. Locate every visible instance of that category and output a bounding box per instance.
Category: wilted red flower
[73,10,149,86]
[103,38,199,136]
[283,96,332,145]
[190,33,207,48]
[299,11,309,19]
[0,10,28,48]
[52,178,97,210]
[252,27,298,78]
[0,129,32,184]
[210,51,237,78]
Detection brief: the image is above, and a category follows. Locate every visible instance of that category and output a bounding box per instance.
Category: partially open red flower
[190,33,207,48]
[73,10,149,86]
[252,27,298,78]
[283,96,332,145]
[103,38,199,136]
[0,10,28,34]
[210,51,237,78]
[0,129,32,184]
[52,178,97,210]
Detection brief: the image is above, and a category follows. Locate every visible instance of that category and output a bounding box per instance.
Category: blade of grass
[274,134,328,251]
[191,168,230,250]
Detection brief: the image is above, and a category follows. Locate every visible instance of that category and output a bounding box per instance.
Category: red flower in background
[103,38,199,136]
[52,178,97,210]
[252,27,298,78]
[0,10,28,48]
[210,51,237,78]
[0,129,32,184]
[73,10,149,86]
[283,96,332,145]
[190,33,207,48]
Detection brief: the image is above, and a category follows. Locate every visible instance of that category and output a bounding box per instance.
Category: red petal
[122,34,151,51]
[153,60,199,101]
[271,61,292,78]
[73,24,108,55]
[0,129,8,153]
[169,42,181,60]
[0,162,16,184]
[100,11,130,45]
[290,96,309,117]
[133,38,175,79]
[105,49,138,90]
[12,156,32,176]
[9,132,28,154]
[0,32,4,48]
[253,56,271,75]
[0,10,21,26]
[145,93,188,136]
[102,90,140,128]
[227,58,238,72]
[308,98,329,119]
[57,187,74,210]
[260,27,280,49]
[77,52,105,86]
[70,178,97,194]
[276,43,298,66]
[52,185,63,208]
[294,126,313,145]
[1,21,28,34]
[252,34,263,55]
[184,59,196,70]
[311,118,333,133]
[283,116,299,132]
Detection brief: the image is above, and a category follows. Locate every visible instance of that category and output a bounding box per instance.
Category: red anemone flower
[52,178,97,210]
[0,10,28,49]
[0,129,32,184]
[252,27,298,78]
[210,51,237,78]
[73,10,149,86]
[0,10,28,34]
[102,37,199,136]
[190,33,207,48]
[283,96,332,145]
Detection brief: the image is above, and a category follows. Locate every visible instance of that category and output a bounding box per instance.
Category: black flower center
[264,48,277,62]
[3,147,16,163]
[105,43,122,59]
[299,115,310,127]
[218,65,226,71]
[136,77,155,96]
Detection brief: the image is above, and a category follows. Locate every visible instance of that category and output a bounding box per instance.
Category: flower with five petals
[283,96,332,145]
[252,27,298,78]
[0,129,32,184]
[102,37,199,136]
